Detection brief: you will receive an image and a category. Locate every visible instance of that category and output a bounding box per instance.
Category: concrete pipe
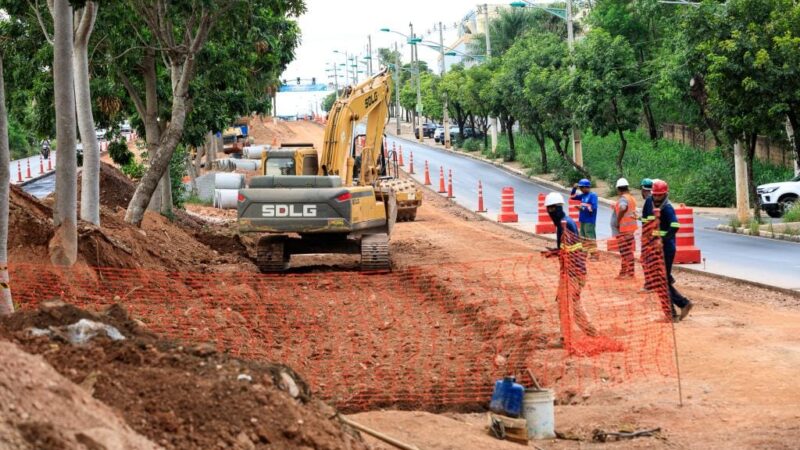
[215,189,239,210]
[231,159,260,171]
[244,145,270,160]
[214,172,245,190]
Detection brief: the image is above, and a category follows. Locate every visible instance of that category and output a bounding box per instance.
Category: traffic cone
[16,161,22,182]
[409,152,415,174]
[47,155,52,171]
[39,156,44,174]
[674,203,702,264]
[477,181,487,213]
[424,161,431,185]
[438,166,446,193]
[26,159,31,178]
[497,187,519,223]
[447,169,455,199]
[534,193,556,234]
[399,146,405,166]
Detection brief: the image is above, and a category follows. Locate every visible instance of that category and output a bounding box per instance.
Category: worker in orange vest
[611,178,637,278]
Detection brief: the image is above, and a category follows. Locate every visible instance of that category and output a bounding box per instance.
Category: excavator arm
[320,69,392,187]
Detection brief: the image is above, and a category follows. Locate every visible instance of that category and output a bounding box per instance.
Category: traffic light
[312,77,316,85]
[296,77,301,85]
[282,79,286,85]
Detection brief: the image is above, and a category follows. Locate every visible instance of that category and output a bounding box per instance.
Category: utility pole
[566,0,583,166]
[734,140,750,223]
[333,63,340,99]
[367,35,373,77]
[484,4,498,154]
[394,42,402,135]
[410,23,423,143]
[439,22,451,149]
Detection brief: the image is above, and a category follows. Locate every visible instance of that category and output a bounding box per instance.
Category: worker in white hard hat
[543,192,598,339]
[612,178,638,279]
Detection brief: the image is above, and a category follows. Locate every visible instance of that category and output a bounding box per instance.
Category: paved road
[388,135,800,291]
[9,152,57,185]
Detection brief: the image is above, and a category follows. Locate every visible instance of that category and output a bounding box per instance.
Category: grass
[783,202,800,223]
[501,128,794,207]
[184,193,212,207]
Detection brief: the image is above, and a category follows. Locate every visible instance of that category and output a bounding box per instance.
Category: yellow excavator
[237,69,421,272]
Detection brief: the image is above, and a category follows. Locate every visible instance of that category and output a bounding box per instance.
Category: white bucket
[523,389,555,440]
[214,173,245,189]
[214,189,239,209]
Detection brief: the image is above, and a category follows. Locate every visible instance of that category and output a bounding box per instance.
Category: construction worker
[570,179,598,259]
[544,192,598,338]
[640,178,658,291]
[651,180,694,321]
[611,178,637,278]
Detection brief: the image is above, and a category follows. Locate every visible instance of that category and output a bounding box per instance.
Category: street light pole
[566,0,583,167]
[411,23,424,143]
[439,21,451,149]
[484,4,498,154]
[367,35,373,77]
[394,42,402,135]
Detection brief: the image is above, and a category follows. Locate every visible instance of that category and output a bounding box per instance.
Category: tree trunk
[50,0,78,266]
[616,127,627,179]
[533,129,547,173]
[550,131,590,179]
[159,170,172,215]
[505,117,515,161]
[786,111,800,175]
[746,132,760,221]
[74,2,100,225]
[642,93,658,141]
[187,147,198,197]
[0,56,13,315]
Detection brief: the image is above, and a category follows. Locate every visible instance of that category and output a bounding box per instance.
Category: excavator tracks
[256,235,289,273]
[361,233,390,271]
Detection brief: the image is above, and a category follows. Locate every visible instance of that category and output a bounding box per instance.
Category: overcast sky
[280,0,488,84]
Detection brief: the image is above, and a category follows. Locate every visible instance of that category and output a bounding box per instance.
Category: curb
[392,132,800,298]
[19,171,55,186]
[715,224,800,243]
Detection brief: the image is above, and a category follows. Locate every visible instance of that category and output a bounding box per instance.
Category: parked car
[434,126,462,143]
[757,174,800,218]
[414,122,438,138]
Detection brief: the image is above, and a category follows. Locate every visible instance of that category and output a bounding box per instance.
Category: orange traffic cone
[399,146,405,166]
[424,161,432,185]
[409,152,415,174]
[25,159,31,179]
[447,169,455,199]
[47,155,52,171]
[39,156,44,174]
[477,181,487,213]
[16,161,22,182]
[437,167,446,193]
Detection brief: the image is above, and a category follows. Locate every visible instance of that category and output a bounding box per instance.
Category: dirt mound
[248,116,324,150]
[1,302,368,450]
[0,339,158,450]
[8,184,254,272]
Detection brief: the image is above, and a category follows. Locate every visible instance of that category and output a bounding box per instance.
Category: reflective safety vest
[615,193,638,234]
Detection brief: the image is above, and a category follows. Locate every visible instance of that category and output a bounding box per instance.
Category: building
[441,4,508,72]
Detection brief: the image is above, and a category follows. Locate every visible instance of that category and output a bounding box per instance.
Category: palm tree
[469,7,569,57]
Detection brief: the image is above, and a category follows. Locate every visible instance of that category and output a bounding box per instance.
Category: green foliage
[321,92,337,112]
[185,193,213,207]
[461,138,483,152]
[108,138,133,167]
[7,117,33,160]
[121,160,145,180]
[783,203,800,223]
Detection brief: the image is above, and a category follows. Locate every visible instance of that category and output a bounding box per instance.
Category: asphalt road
[9,152,57,185]
[388,135,800,291]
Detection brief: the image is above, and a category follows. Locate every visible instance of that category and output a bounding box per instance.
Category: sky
[277,0,486,114]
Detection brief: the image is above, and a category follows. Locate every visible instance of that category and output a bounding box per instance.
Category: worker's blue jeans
[663,240,690,311]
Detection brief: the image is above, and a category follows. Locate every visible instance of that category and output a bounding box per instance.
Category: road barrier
[438,166,446,194]
[477,181,487,213]
[498,187,519,223]
[423,161,431,186]
[674,204,702,264]
[447,169,455,199]
[8,234,675,413]
[534,193,556,234]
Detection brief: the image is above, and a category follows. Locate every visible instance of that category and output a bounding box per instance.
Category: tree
[569,29,645,178]
[463,64,492,148]
[321,91,337,113]
[485,58,517,160]
[0,54,12,315]
[419,72,442,122]
[51,0,78,266]
[470,7,568,57]
[440,64,470,136]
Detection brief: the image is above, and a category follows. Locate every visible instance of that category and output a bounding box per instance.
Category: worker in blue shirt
[543,192,598,338]
[570,179,598,259]
[651,180,694,321]
[639,178,658,291]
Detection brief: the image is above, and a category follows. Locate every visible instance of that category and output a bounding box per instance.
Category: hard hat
[640,178,653,190]
[616,178,630,188]
[545,192,564,207]
[652,179,669,195]
[577,178,591,188]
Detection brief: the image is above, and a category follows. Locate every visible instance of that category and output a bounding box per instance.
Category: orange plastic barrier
[534,193,556,234]
[568,197,581,225]
[674,204,702,264]
[498,187,519,223]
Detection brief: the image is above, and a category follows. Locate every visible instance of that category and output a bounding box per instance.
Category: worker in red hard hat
[651,180,694,321]
[612,178,637,278]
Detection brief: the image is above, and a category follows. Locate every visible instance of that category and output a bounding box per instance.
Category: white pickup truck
[757,174,800,218]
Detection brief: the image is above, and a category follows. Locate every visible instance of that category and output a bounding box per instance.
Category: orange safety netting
[7,221,675,412]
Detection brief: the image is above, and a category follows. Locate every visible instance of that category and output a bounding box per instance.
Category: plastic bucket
[523,389,555,440]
